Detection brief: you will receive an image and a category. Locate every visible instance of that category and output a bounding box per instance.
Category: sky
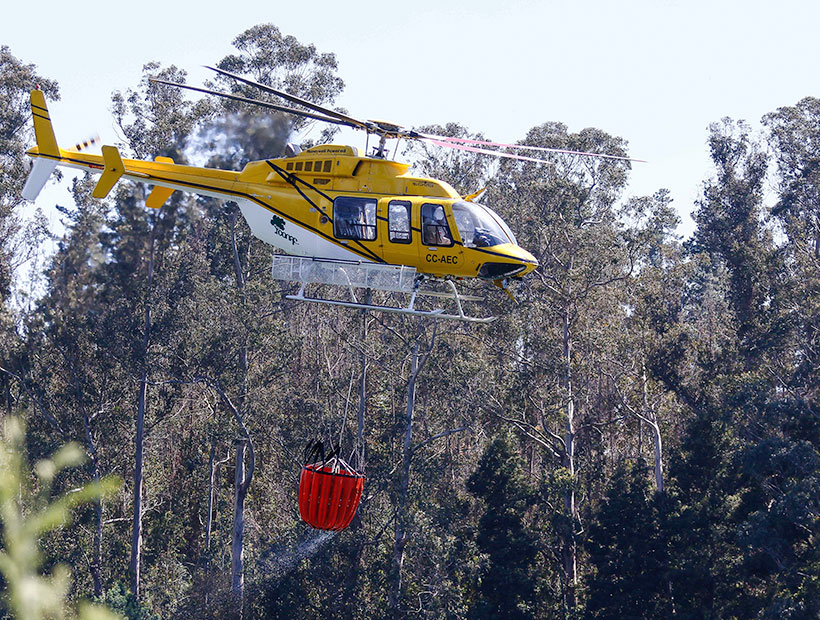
[4,0,819,238]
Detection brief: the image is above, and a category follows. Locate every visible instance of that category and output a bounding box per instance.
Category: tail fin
[22,89,61,201]
[29,89,60,159]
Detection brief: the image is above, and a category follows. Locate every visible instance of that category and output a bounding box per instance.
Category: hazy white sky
[4,0,819,235]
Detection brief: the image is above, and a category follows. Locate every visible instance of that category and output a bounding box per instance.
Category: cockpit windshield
[451,201,515,248]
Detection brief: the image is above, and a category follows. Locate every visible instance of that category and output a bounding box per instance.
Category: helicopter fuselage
[27,138,538,281]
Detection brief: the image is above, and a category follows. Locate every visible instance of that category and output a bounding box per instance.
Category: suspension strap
[303,439,340,470]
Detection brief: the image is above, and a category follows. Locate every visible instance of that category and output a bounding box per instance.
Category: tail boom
[22,89,240,205]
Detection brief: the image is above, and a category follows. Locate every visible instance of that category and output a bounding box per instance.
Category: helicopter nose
[518,248,538,272]
[503,244,538,274]
[476,244,538,279]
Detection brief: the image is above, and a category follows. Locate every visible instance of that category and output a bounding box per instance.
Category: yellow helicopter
[22,67,635,322]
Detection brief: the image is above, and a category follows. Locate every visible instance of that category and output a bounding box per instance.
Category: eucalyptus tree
[690,118,774,359]
[651,114,820,618]
[0,47,59,412]
[762,99,820,418]
[764,97,820,260]
[209,22,346,151]
[30,175,129,598]
[487,122,633,613]
[387,320,438,614]
[402,123,496,196]
[0,47,59,214]
[108,63,211,599]
[710,103,820,618]
[607,189,683,493]
[181,25,349,616]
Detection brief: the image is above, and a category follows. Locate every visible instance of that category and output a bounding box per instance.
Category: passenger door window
[388,200,412,243]
[333,196,377,241]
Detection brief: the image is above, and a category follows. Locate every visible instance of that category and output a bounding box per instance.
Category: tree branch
[412,425,472,455]
[193,376,255,495]
[0,365,64,435]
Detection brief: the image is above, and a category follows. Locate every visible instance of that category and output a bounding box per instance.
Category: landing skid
[286,288,446,319]
[272,255,497,323]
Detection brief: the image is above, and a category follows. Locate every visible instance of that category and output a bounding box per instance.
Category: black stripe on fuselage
[46,154,535,268]
[157,174,384,263]
[36,151,377,263]
[262,169,512,262]
[470,246,538,264]
[265,161,384,264]
[53,153,385,263]
[266,162,334,204]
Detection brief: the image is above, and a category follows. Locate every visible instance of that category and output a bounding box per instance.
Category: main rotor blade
[206,65,369,131]
[422,133,646,163]
[425,138,554,165]
[149,78,357,128]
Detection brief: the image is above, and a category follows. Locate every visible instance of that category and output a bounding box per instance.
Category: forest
[0,23,819,620]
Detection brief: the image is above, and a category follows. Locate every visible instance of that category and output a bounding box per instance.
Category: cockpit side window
[388,200,412,244]
[333,196,377,241]
[451,201,510,248]
[421,203,453,247]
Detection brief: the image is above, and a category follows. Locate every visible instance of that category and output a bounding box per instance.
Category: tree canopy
[1,26,819,619]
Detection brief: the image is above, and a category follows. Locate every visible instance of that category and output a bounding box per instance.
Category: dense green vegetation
[1,24,818,619]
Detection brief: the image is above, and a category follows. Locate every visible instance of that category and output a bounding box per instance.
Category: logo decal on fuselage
[270,215,299,246]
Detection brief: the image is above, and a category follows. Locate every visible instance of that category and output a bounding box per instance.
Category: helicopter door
[377,199,414,266]
[418,202,464,275]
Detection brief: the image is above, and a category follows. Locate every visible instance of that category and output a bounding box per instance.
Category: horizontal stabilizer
[146,185,175,209]
[21,157,58,201]
[92,145,125,199]
[145,156,175,208]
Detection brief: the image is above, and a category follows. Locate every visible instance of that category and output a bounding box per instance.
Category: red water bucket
[298,464,364,530]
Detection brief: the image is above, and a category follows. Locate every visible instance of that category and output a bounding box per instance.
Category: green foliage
[584,462,672,619]
[4,25,820,620]
[211,23,345,154]
[0,417,122,619]
[99,583,159,620]
[0,46,59,301]
[467,434,538,620]
[403,123,495,195]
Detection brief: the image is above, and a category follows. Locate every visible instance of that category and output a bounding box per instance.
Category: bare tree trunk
[130,228,155,598]
[610,361,666,494]
[651,422,665,493]
[388,342,417,613]
[195,379,254,618]
[206,441,216,555]
[232,438,248,610]
[561,308,578,612]
[642,364,664,493]
[388,324,437,613]
[203,441,216,607]
[356,291,371,467]
[83,413,103,597]
[814,214,820,259]
[131,378,146,597]
[2,374,11,418]
[228,211,252,618]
